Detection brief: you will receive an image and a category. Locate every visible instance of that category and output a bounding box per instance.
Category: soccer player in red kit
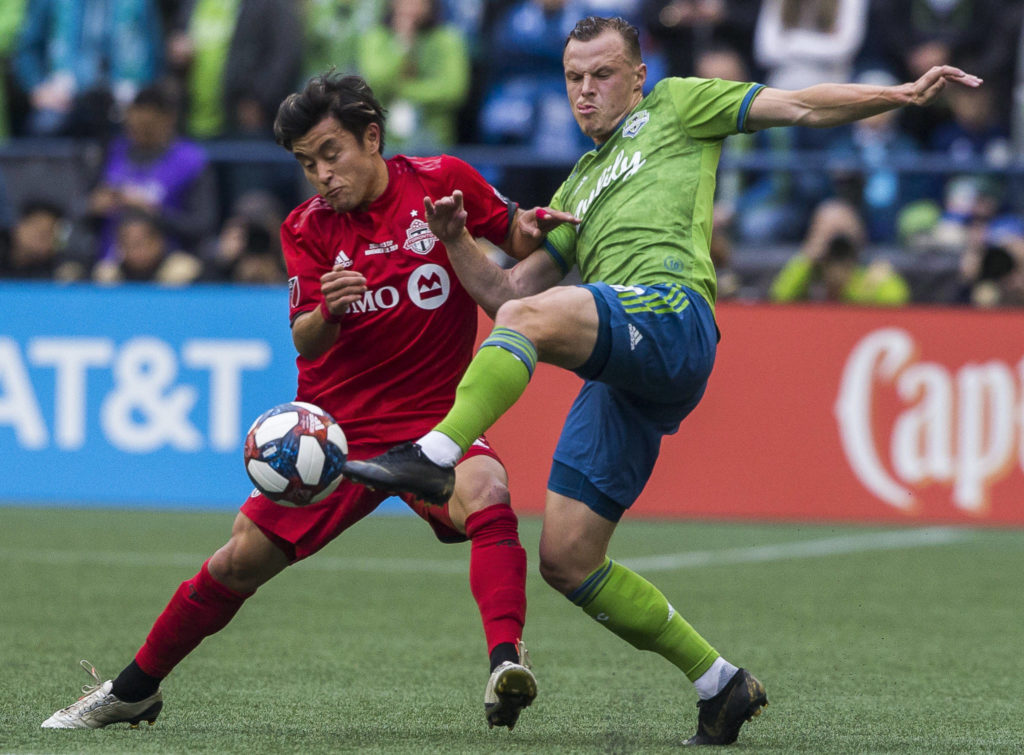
[41,73,549,732]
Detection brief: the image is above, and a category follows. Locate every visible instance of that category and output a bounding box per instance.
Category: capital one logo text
[835,328,1023,513]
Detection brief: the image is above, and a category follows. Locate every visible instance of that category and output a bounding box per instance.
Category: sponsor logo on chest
[346,263,452,315]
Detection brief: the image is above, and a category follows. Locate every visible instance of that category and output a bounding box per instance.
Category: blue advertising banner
[0,282,299,508]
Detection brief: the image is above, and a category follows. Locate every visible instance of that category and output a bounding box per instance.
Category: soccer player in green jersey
[345,15,982,745]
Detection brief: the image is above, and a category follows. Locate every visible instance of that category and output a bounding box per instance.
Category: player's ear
[363,122,382,155]
[635,62,647,92]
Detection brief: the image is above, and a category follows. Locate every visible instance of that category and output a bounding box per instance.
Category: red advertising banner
[482,304,1024,526]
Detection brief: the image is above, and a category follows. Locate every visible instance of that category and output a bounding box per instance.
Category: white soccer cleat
[484,640,537,730]
[41,660,163,729]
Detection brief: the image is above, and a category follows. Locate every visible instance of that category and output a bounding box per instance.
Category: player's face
[563,30,646,145]
[291,117,387,213]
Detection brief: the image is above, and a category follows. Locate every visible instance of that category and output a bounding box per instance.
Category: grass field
[1,505,1022,754]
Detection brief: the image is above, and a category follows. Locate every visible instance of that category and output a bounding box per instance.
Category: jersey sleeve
[665,77,765,139]
[541,179,576,276]
[281,207,328,323]
[430,155,517,245]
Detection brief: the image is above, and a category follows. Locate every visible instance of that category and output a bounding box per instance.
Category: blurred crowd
[0,0,1023,307]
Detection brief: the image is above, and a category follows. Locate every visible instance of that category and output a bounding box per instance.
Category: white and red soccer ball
[244,402,348,506]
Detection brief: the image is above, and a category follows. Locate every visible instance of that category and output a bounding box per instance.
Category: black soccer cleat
[684,668,767,746]
[342,442,455,506]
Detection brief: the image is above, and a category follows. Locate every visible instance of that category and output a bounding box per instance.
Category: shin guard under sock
[465,505,527,655]
[132,559,253,679]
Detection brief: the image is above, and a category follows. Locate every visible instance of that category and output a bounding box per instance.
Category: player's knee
[494,297,550,343]
[208,534,286,593]
[461,476,510,512]
[538,547,580,595]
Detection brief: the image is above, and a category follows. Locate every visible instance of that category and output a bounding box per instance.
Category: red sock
[465,505,527,654]
[134,560,253,678]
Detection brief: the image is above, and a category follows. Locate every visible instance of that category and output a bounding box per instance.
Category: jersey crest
[404,219,438,255]
[622,110,649,138]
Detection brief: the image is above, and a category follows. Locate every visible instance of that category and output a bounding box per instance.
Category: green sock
[569,558,718,681]
[434,327,537,452]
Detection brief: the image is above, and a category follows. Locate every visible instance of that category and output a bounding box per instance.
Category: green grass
[1,506,1022,754]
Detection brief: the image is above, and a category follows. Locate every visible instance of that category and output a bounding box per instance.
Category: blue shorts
[547,283,718,522]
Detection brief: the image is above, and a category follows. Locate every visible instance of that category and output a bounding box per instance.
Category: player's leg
[540,490,720,677]
[431,284,602,452]
[539,489,765,746]
[41,513,288,729]
[537,285,766,745]
[342,285,600,503]
[414,447,534,729]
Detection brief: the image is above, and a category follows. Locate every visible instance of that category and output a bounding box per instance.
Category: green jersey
[544,77,764,311]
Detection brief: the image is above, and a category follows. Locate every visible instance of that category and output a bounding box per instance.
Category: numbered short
[548,283,718,521]
[241,435,502,561]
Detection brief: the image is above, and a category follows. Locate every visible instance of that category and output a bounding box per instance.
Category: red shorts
[240,436,502,562]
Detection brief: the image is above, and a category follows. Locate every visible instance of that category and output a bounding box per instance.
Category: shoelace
[516,639,532,669]
[78,659,103,697]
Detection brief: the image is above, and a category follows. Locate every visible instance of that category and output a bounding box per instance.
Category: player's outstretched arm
[746,65,982,131]
[425,191,565,318]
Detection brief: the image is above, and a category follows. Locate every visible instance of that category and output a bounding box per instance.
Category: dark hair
[18,198,65,220]
[130,82,179,114]
[979,245,1016,281]
[274,72,387,152]
[565,16,642,64]
[822,235,859,265]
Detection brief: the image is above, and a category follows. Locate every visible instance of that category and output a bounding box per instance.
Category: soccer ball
[244,402,348,506]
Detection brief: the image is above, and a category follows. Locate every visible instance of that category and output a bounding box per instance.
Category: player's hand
[319,268,367,322]
[518,206,581,242]
[424,191,468,244]
[908,65,982,107]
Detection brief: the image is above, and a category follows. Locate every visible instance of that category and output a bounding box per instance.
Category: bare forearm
[292,309,339,361]
[747,65,982,131]
[789,83,910,127]
[447,229,563,318]
[749,83,910,130]
[446,229,519,317]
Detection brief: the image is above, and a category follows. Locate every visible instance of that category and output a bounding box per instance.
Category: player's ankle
[417,431,462,466]
[111,660,162,702]
[489,642,519,671]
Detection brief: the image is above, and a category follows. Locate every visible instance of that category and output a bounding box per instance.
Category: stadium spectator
[928,83,1011,166]
[770,201,911,305]
[357,0,470,153]
[865,0,1012,145]
[345,15,981,747]
[476,0,593,154]
[198,189,287,283]
[640,0,760,79]
[74,83,217,266]
[12,0,164,138]
[301,0,385,81]
[0,198,79,279]
[41,72,538,732]
[956,214,1024,308]
[753,0,868,92]
[0,0,26,140]
[166,0,303,140]
[820,69,934,244]
[92,209,202,284]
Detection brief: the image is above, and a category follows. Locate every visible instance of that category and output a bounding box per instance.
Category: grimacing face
[563,30,646,145]
[291,117,387,213]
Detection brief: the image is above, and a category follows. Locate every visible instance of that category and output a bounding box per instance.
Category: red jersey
[282,154,515,448]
